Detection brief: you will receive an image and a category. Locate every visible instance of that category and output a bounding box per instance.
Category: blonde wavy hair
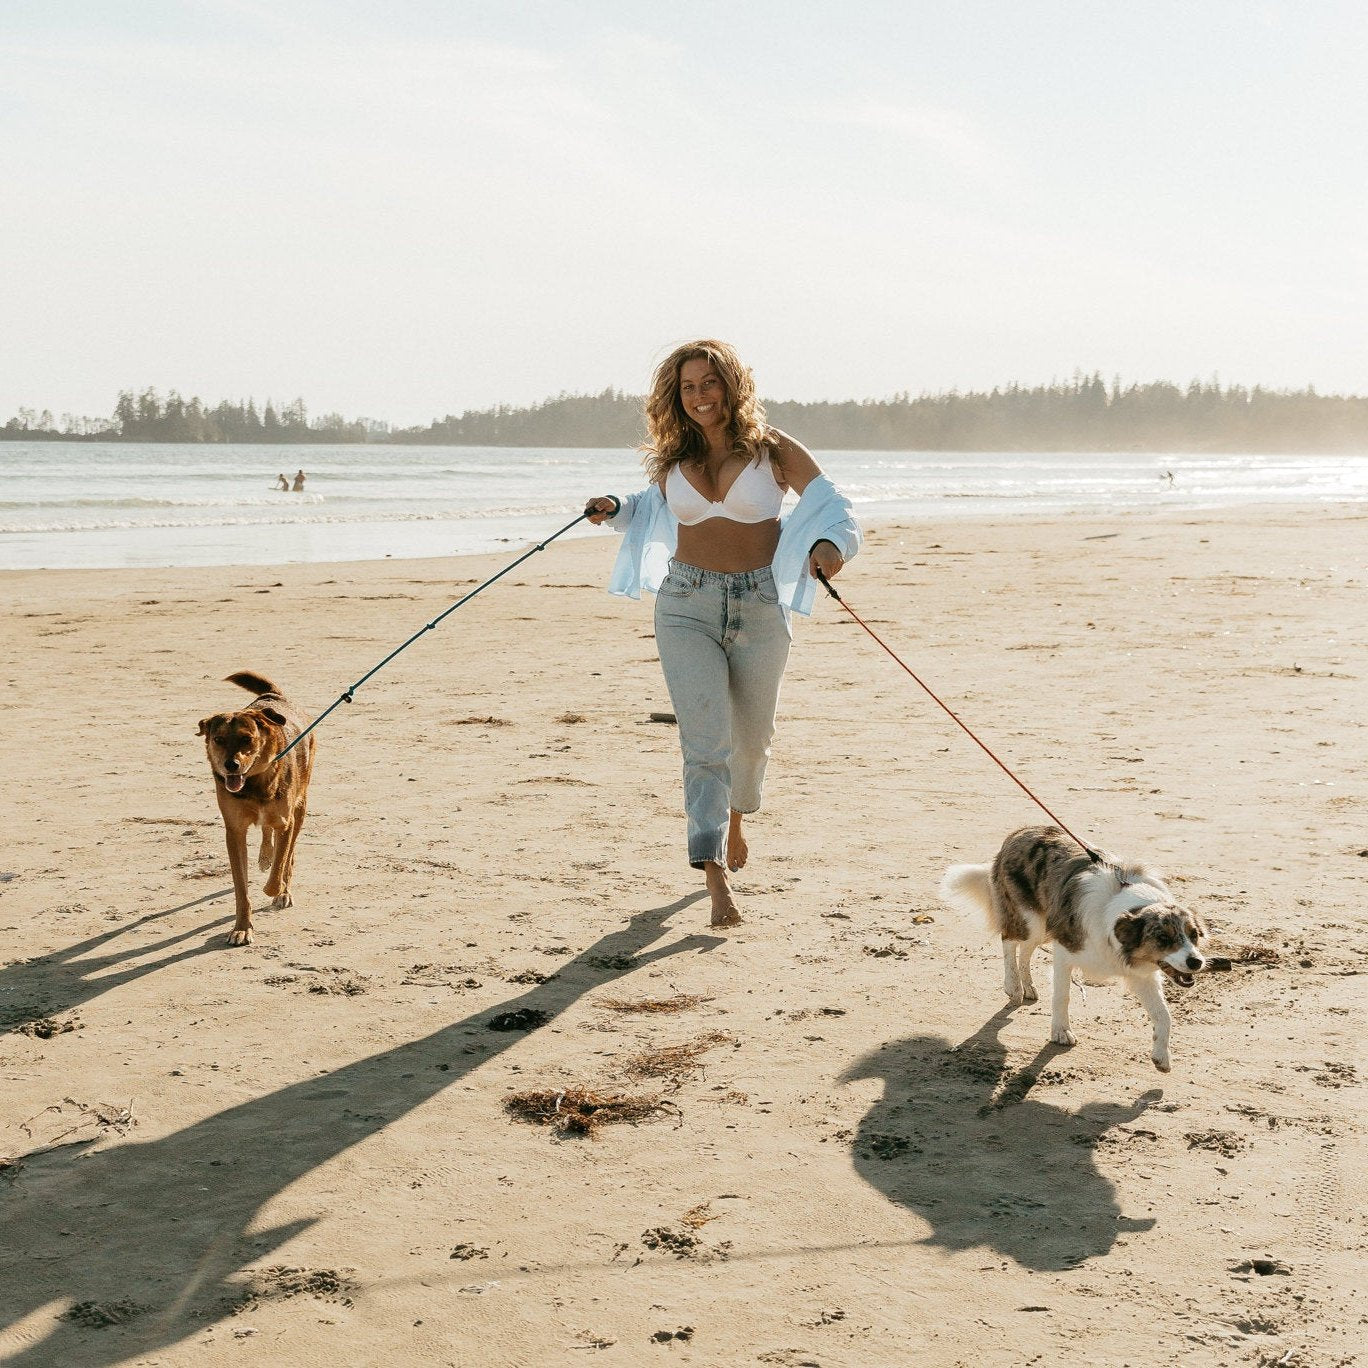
[641,339,778,484]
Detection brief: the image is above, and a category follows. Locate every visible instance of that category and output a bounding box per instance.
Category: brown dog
[198,672,315,946]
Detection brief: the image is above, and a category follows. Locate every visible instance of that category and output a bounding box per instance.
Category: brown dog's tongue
[225,774,245,793]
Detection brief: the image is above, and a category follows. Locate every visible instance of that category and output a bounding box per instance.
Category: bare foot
[705,861,742,927]
[726,809,749,872]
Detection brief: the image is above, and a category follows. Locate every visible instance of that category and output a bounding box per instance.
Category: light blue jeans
[653,559,793,868]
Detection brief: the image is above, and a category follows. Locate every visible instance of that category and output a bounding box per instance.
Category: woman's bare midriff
[674,517,781,573]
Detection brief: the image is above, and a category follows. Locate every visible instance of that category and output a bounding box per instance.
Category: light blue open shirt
[604,473,863,618]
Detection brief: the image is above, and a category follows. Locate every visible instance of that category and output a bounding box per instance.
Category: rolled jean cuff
[688,827,727,870]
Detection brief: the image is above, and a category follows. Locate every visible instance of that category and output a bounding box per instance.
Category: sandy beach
[1,504,1364,1368]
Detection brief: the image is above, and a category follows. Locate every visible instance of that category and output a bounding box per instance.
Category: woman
[585,340,861,928]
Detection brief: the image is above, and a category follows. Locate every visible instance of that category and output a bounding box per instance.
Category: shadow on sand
[0,890,235,1035]
[840,1007,1160,1271]
[0,893,717,1366]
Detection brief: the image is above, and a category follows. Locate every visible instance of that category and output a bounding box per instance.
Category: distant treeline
[0,391,390,444]
[4,376,1368,451]
[393,389,645,447]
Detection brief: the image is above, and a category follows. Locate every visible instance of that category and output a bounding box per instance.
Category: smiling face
[198,709,283,794]
[677,356,729,437]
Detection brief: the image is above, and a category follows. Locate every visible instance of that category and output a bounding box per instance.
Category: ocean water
[1,442,1364,571]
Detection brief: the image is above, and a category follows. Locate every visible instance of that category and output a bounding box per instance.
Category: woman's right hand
[583,495,620,525]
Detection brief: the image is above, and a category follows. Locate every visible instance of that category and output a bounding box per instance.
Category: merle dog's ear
[1114,910,1147,953]
[259,707,289,727]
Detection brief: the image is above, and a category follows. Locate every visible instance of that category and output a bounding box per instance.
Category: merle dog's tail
[939,862,999,933]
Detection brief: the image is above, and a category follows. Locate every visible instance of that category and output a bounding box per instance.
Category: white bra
[665,457,785,526]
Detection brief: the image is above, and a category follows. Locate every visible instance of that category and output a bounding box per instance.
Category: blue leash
[274,509,595,762]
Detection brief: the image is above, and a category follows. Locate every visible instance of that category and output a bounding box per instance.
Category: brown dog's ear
[1114,910,1147,954]
[197,716,216,736]
[258,707,289,727]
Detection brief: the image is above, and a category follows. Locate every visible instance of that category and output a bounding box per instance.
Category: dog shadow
[0,893,718,1367]
[0,891,236,1036]
[839,1007,1160,1271]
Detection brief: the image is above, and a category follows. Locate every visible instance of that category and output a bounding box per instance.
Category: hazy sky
[3,0,1365,424]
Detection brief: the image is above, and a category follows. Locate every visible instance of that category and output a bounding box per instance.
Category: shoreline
[1,503,1364,1366]
[1,499,1361,582]
[6,443,1365,573]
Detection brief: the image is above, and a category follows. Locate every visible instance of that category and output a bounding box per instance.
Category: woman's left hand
[809,539,844,581]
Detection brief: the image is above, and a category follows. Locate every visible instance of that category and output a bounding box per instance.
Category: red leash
[813,568,1098,857]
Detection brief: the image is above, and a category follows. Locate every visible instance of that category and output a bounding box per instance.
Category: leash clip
[813,566,842,602]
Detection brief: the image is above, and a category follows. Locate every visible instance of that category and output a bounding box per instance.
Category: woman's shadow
[839,1007,1160,1271]
[0,894,719,1368]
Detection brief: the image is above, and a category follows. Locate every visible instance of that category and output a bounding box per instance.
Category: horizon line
[6,371,1368,429]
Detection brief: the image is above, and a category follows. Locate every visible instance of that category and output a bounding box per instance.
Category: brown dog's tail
[226,670,283,698]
